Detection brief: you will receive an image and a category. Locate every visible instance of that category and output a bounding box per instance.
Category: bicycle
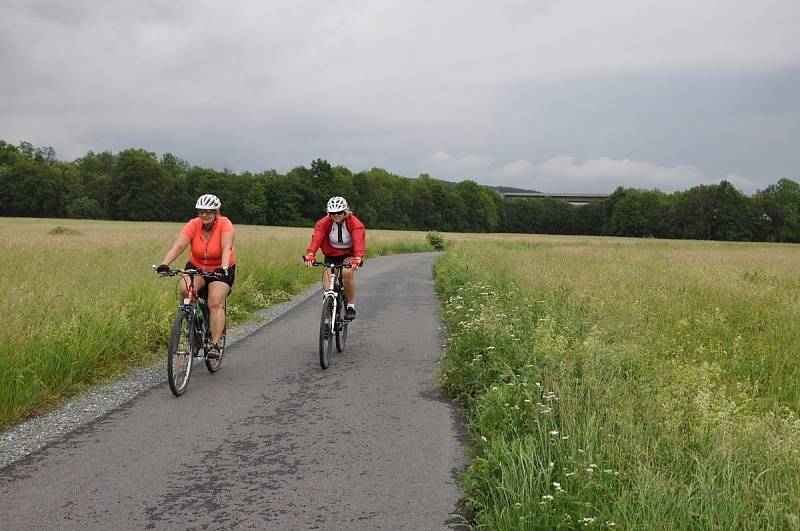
[156,267,227,396]
[312,261,353,369]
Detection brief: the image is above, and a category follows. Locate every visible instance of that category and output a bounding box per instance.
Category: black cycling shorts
[323,255,353,266]
[186,261,236,290]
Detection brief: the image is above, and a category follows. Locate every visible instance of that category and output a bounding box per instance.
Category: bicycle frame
[178,272,209,350]
[312,261,353,369]
[157,266,227,395]
[317,262,349,334]
[324,267,342,334]
[163,268,221,353]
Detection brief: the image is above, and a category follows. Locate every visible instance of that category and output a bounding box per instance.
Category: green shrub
[48,226,82,235]
[427,230,445,250]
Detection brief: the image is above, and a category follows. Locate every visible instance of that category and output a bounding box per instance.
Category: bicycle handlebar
[302,256,355,269]
[152,265,224,279]
[311,261,352,269]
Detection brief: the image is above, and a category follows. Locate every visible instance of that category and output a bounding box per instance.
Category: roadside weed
[435,238,800,529]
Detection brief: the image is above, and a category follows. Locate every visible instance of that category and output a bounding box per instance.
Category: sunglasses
[329,211,345,216]
[198,209,216,216]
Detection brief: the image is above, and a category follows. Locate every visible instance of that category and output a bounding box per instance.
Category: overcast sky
[1,0,799,193]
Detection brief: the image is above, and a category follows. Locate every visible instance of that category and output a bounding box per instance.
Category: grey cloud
[1,1,798,192]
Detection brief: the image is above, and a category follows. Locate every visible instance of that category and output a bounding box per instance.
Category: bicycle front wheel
[319,296,335,369]
[167,310,194,396]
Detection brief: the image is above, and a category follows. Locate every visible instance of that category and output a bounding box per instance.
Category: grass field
[6,219,800,527]
[433,234,800,529]
[0,217,433,429]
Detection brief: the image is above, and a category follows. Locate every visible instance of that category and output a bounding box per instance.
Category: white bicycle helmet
[327,196,348,213]
[196,194,221,209]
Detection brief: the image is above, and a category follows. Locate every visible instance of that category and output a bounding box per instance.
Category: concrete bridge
[501,192,610,204]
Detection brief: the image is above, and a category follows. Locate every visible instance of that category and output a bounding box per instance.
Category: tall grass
[0,218,434,429]
[434,236,800,529]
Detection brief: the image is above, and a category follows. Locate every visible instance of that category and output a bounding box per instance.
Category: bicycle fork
[180,303,203,355]
[324,291,338,335]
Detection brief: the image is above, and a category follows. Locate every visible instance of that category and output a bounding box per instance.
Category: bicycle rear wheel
[167,310,194,396]
[204,300,228,374]
[335,311,348,353]
[319,296,334,369]
[205,324,226,373]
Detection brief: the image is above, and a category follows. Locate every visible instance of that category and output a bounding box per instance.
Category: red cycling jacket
[306,214,366,258]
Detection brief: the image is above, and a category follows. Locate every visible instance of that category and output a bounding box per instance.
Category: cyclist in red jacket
[304,196,366,320]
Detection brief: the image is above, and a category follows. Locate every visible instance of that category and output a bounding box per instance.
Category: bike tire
[319,296,334,369]
[335,310,348,353]
[205,323,226,373]
[167,310,194,396]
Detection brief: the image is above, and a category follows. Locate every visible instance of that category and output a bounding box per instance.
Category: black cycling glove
[156,264,170,274]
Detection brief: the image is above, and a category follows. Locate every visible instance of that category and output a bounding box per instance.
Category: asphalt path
[0,252,466,530]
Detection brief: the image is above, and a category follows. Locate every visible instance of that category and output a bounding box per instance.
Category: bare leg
[181,276,206,300]
[207,281,230,346]
[342,257,356,304]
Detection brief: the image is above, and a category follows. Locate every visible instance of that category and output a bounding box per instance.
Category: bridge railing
[501,192,610,204]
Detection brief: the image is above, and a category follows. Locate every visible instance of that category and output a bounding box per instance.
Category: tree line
[1,140,799,242]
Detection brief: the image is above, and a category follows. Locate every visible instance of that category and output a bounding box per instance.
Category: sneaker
[345,306,356,320]
[207,344,221,360]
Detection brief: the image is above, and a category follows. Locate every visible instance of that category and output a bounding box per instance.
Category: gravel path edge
[0,283,321,470]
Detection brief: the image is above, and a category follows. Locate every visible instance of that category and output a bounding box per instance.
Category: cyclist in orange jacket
[304,196,366,320]
[156,194,236,359]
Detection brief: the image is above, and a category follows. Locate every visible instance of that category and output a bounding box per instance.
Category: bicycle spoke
[167,310,193,396]
[319,297,334,369]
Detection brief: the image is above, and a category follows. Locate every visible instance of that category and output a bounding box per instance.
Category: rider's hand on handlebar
[156,264,171,276]
[304,253,315,267]
[351,257,362,270]
[214,267,228,278]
